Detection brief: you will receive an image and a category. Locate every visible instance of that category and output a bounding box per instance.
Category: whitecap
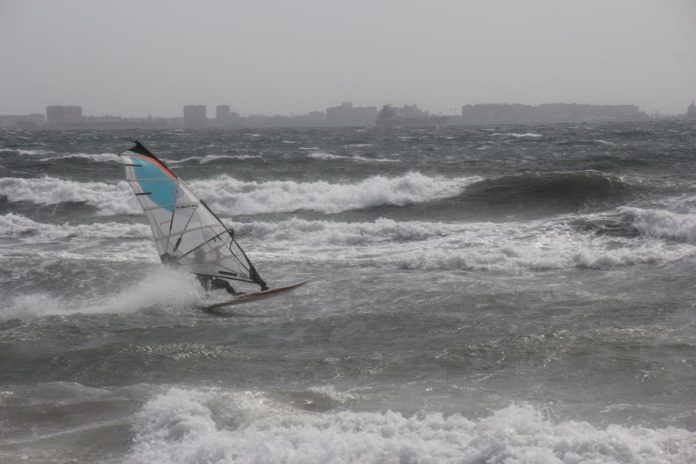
[125,387,696,464]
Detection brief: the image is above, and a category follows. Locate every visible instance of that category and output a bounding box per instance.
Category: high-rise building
[183,105,207,128]
[687,102,696,119]
[326,102,377,126]
[216,105,230,121]
[46,105,83,125]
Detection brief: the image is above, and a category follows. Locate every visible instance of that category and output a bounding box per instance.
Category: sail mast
[120,141,267,289]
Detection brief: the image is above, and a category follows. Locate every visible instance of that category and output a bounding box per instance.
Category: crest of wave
[623,206,696,243]
[191,172,478,215]
[2,268,203,320]
[37,152,121,163]
[0,176,138,215]
[237,216,696,272]
[125,387,696,464]
[167,154,259,165]
[236,218,456,246]
[0,213,150,241]
[389,226,696,272]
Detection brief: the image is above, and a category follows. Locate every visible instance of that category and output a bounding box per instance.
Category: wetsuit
[197,275,243,296]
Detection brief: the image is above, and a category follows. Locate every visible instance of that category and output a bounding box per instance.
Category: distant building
[687,102,696,119]
[46,105,83,125]
[376,104,449,128]
[216,105,230,122]
[183,105,207,128]
[461,103,643,124]
[461,104,534,124]
[326,102,377,127]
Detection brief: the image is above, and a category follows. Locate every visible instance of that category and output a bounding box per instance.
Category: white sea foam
[5,212,696,273]
[0,213,150,241]
[1,173,468,216]
[494,132,543,138]
[0,148,51,155]
[307,152,347,160]
[237,217,456,246]
[385,218,696,272]
[36,152,121,163]
[166,154,260,165]
[622,207,696,243]
[190,172,476,215]
[241,216,696,272]
[125,387,696,464]
[307,152,398,163]
[1,268,203,320]
[0,176,138,215]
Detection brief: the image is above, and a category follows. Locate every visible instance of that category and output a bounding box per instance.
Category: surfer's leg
[197,275,213,291]
[212,278,243,296]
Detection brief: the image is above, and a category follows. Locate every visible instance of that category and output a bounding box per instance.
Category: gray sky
[1,0,694,117]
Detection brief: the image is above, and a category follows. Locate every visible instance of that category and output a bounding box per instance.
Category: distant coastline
[1,101,694,130]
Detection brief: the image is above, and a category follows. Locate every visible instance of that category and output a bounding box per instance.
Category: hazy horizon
[1,0,694,117]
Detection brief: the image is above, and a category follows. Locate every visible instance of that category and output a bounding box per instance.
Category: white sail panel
[120,143,265,288]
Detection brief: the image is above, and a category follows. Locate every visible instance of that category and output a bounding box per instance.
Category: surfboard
[201,279,310,310]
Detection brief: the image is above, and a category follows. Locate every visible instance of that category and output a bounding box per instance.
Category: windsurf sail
[120,141,267,290]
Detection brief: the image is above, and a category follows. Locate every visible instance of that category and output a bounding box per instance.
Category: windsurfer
[196,275,244,296]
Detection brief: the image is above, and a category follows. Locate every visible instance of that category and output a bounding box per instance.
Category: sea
[1,122,695,463]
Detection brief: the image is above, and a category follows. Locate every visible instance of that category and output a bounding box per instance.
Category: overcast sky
[1,0,694,117]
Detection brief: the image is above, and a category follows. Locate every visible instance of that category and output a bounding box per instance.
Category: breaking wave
[0,176,137,215]
[307,152,399,163]
[493,132,543,138]
[190,172,475,215]
[166,154,261,165]
[623,207,696,242]
[0,213,150,241]
[36,152,121,163]
[458,171,635,215]
[0,147,51,155]
[125,387,696,464]
[237,217,456,246]
[242,213,696,272]
[0,172,474,216]
[6,208,696,272]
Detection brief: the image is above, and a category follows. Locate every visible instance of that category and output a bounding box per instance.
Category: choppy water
[1,123,696,463]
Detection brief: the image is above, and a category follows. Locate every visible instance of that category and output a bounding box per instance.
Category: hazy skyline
[1,0,695,117]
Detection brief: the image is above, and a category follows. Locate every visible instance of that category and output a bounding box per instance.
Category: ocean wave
[242,215,696,272]
[376,219,695,272]
[307,152,399,163]
[237,217,457,246]
[191,172,476,215]
[5,212,696,273]
[0,147,51,155]
[493,132,543,138]
[460,171,635,214]
[622,207,696,242]
[1,268,203,320]
[307,152,347,160]
[0,213,150,241]
[0,176,137,215]
[166,154,261,165]
[572,207,696,243]
[36,152,121,163]
[125,387,696,464]
[0,173,474,216]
